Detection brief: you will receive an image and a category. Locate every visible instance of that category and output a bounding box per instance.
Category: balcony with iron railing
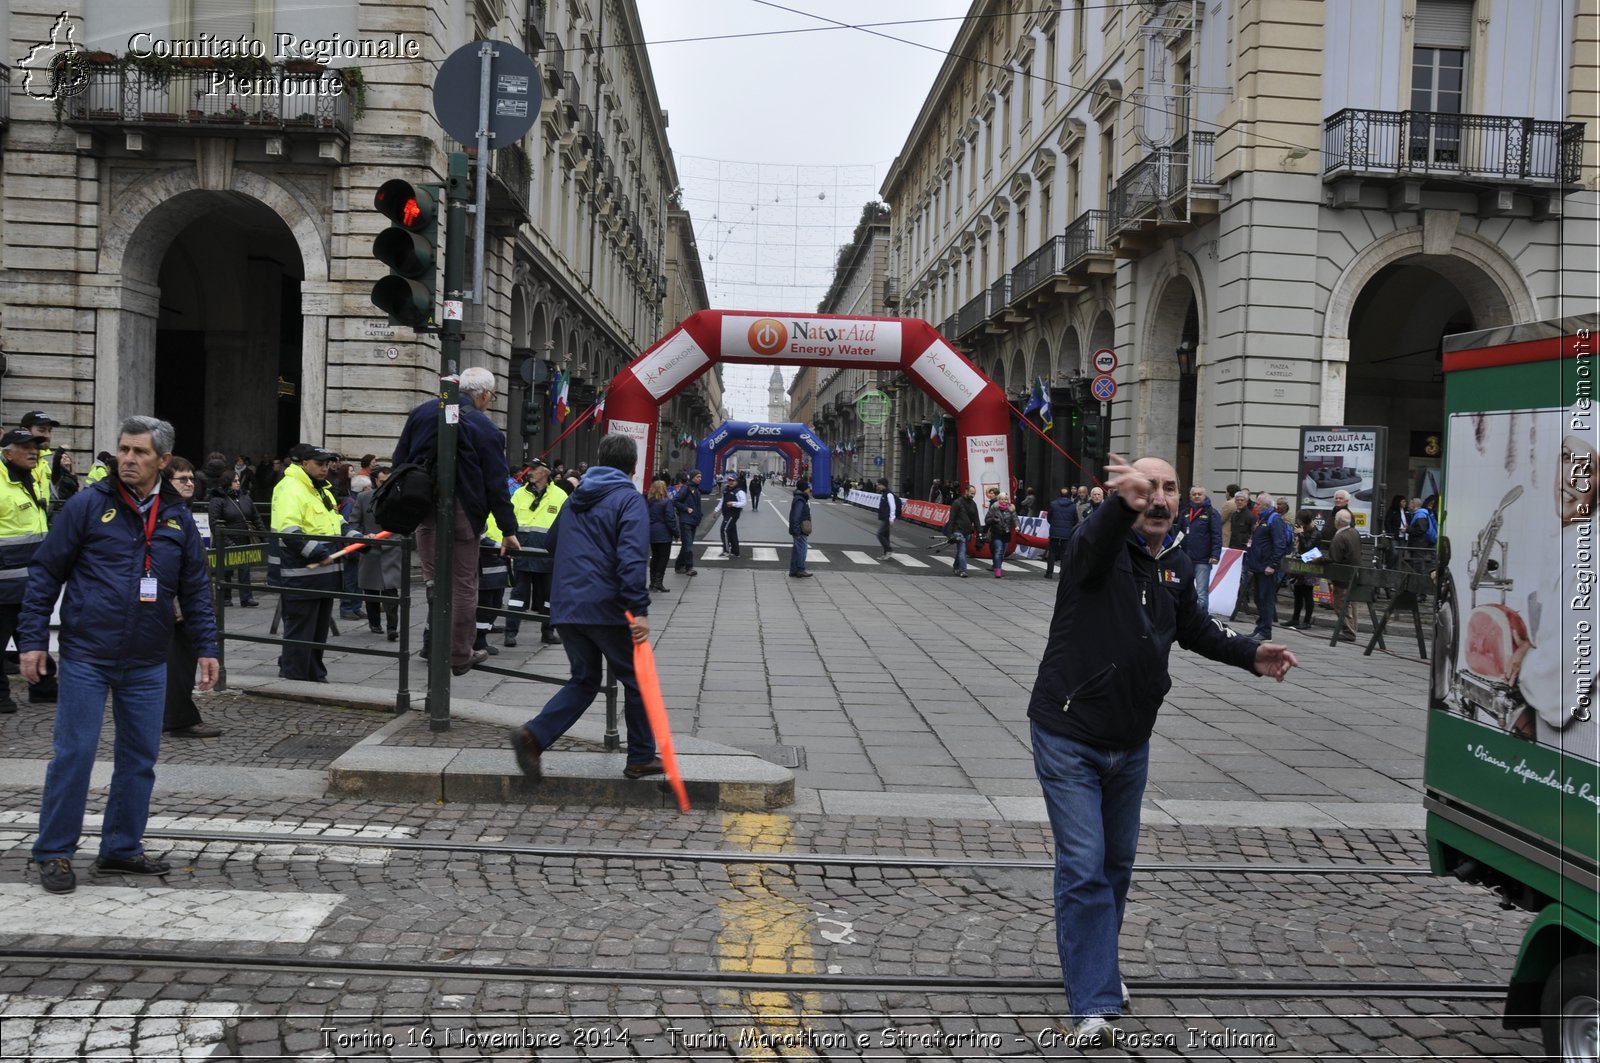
[0,64,10,133]
[1012,236,1065,303]
[63,62,353,142]
[542,37,565,89]
[1105,134,1222,256]
[883,276,900,306]
[987,275,1012,322]
[1323,108,1585,190]
[1062,209,1114,275]
[956,291,988,339]
[525,0,546,55]
[939,314,958,339]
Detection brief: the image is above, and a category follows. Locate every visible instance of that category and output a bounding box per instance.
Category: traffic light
[1082,415,1103,458]
[371,179,440,328]
[522,397,541,438]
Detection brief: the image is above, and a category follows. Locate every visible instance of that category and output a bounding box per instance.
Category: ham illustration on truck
[1424,315,1600,1061]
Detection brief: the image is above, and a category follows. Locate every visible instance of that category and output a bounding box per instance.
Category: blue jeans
[991,534,1008,573]
[1252,568,1278,637]
[676,523,698,571]
[525,623,656,766]
[1031,723,1148,1025]
[34,657,168,862]
[790,535,809,574]
[1192,562,1212,613]
[953,535,969,573]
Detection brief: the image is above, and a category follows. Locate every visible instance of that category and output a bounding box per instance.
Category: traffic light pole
[427,151,471,732]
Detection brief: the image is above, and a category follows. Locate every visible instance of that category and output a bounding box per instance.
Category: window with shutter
[1413,0,1474,49]
[1409,0,1471,168]
[193,0,256,42]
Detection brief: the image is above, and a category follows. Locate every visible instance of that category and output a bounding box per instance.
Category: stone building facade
[881,0,1598,504]
[0,0,716,470]
[808,206,891,487]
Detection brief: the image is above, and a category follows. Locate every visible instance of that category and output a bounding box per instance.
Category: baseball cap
[20,411,59,428]
[527,458,549,471]
[289,443,338,463]
[0,428,47,448]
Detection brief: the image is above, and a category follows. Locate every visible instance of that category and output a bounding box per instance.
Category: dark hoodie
[544,466,650,625]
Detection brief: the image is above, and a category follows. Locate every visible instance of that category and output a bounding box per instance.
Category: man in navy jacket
[1242,491,1293,640]
[672,470,704,576]
[392,366,520,674]
[511,434,659,781]
[1176,485,1223,613]
[23,416,219,894]
[1044,487,1080,578]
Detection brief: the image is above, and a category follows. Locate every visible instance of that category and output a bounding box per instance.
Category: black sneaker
[452,648,490,676]
[37,858,74,894]
[0,699,16,715]
[95,852,170,876]
[504,634,518,648]
[510,726,542,780]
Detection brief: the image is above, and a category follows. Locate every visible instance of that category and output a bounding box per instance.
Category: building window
[1100,125,1116,207]
[185,0,258,40]
[1016,205,1028,255]
[1411,0,1472,165]
[1038,186,1051,242]
[1072,0,1086,63]
[1068,156,1081,217]
[1045,30,1057,92]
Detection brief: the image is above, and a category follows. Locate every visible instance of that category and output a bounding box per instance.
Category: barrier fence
[206,527,618,738]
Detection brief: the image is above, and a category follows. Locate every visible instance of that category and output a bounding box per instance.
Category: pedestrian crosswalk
[681,545,1054,577]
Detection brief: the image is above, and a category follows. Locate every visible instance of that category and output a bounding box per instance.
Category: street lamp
[1176,340,1196,377]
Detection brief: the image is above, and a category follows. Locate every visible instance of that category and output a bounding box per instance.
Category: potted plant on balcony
[284,57,326,75]
[334,65,366,122]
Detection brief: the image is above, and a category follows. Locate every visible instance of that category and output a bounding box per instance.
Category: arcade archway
[606,311,1013,497]
[696,420,830,494]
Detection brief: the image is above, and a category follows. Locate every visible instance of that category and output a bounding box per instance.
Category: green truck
[1427,314,1600,1060]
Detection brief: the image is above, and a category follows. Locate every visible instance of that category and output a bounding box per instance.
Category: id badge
[139,576,158,603]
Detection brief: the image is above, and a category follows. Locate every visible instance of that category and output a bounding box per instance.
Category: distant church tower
[767,367,786,421]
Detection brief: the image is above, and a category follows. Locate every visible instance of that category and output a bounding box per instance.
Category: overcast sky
[634,0,970,421]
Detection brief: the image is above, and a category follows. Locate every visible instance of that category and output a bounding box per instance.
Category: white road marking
[1012,558,1049,570]
[0,883,343,943]
[805,549,830,563]
[887,553,929,568]
[750,547,779,562]
[0,994,241,1060]
[0,814,411,867]
[843,551,879,565]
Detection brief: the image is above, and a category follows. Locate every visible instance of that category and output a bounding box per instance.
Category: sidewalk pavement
[186,558,1430,828]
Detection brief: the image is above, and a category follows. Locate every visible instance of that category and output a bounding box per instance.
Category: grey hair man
[1327,508,1363,642]
[392,367,521,675]
[23,415,219,893]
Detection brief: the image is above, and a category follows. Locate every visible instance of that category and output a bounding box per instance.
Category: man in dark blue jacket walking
[1044,487,1079,578]
[511,434,659,781]
[1242,491,1293,640]
[1176,485,1223,613]
[22,416,219,894]
[672,470,704,576]
[391,366,520,674]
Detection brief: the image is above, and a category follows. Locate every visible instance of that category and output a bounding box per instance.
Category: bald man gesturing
[1027,454,1297,1047]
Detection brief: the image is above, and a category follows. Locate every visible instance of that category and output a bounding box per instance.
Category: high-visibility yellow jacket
[33,449,51,505]
[512,480,566,573]
[479,515,512,590]
[86,462,109,484]
[0,464,48,604]
[269,463,347,595]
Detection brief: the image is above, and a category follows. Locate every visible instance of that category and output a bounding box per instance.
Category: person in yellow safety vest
[505,459,567,648]
[85,452,112,485]
[474,516,514,655]
[269,443,357,682]
[18,412,60,507]
[0,428,58,710]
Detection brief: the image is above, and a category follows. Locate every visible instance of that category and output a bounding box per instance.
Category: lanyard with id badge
[114,481,162,603]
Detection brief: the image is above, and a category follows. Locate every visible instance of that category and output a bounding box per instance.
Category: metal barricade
[209,526,415,713]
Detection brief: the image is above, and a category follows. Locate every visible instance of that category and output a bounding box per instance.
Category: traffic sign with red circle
[1091,374,1118,401]
[1092,348,1118,374]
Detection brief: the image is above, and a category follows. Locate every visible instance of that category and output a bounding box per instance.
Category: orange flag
[625,610,690,812]
[307,529,393,568]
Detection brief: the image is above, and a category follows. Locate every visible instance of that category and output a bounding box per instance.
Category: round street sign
[1092,348,1118,374]
[433,39,541,148]
[1091,374,1118,401]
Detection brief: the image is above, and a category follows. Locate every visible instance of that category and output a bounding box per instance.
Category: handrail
[1062,209,1112,267]
[64,62,353,133]
[956,291,988,337]
[1012,235,1065,300]
[987,274,1012,315]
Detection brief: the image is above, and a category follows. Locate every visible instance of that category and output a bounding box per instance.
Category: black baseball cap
[0,428,47,448]
[289,443,338,463]
[20,411,59,428]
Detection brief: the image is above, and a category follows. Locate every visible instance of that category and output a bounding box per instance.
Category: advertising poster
[1297,426,1385,535]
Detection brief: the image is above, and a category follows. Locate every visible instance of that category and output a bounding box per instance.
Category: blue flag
[1037,378,1054,433]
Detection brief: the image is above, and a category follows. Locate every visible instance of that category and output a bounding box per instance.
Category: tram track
[90,824,1435,877]
[0,946,1509,1001]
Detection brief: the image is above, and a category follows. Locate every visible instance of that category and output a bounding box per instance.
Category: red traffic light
[375,179,436,231]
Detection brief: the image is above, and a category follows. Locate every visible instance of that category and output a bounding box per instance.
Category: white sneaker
[1069,1015,1119,1049]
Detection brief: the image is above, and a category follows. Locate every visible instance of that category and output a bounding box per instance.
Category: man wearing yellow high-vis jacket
[269,444,356,682]
[0,428,58,710]
[505,459,567,648]
[18,412,60,507]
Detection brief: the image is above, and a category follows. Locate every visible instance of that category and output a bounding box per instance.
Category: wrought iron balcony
[939,314,958,339]
[987,275,1012,319]
[561,71,580,125]
[542,37,565,90]
[1323,107,1584,188]
[1062,209,1114,274]
[0,64,10,133]
[63,62,352,138]
[1012,236,1066,301]
[525,0,546,55]
[956,291,988,338]
[1109,139,1188,232]
[883,276,900,306]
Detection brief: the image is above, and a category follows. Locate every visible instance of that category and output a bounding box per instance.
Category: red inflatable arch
[603,311,1013,493]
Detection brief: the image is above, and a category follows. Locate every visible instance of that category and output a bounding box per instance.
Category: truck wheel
[1541,952,1600,1062]
[1430,572,1457,711]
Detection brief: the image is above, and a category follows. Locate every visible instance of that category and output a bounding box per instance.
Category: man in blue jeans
[22,416,219,894]
[510,433,660,781]
[787,477,812,578]
[1027,453,1297,1047]
[672,470,704,576]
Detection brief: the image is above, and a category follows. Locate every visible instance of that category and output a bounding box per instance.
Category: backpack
[372,461,435,534]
